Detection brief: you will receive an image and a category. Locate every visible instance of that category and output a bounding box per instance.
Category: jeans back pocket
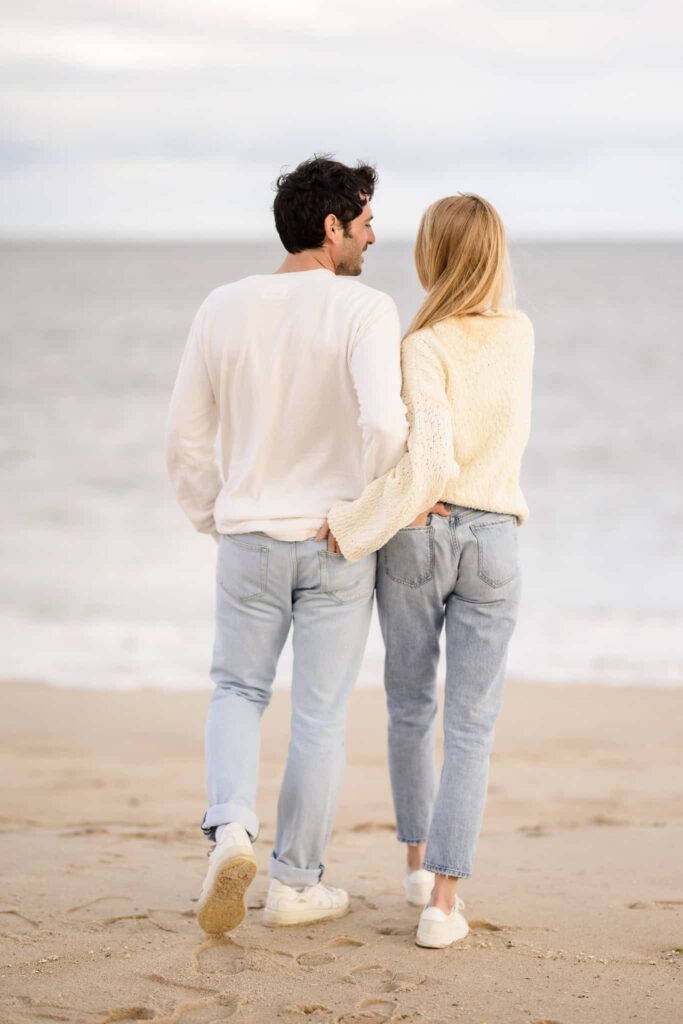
[381,526,435,588]
[218,536,269,602]
[469,517,518,588]
[319,551,376,604]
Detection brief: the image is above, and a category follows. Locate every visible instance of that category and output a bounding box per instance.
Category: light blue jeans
[202,534,375,887]
[376,506,521,879]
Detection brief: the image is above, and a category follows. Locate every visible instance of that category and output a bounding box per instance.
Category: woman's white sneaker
[404,868,435,906]
[263,879,349,926]
[415,895,469,948]
[197,822,257,935]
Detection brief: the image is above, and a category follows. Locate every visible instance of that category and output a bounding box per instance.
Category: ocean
[1,241,682,690]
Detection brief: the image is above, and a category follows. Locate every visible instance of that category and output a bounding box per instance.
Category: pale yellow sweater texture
[328,309,534,563]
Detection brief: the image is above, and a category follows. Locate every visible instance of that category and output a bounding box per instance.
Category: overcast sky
[1,0,681,239]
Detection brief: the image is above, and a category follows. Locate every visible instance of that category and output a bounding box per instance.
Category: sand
[0,679,681,1024]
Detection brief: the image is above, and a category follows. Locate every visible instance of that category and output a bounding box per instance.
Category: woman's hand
[315,521,341,554]
[407,501,451,528]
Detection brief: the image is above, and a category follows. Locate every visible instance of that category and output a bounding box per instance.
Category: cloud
[0,0,681,237]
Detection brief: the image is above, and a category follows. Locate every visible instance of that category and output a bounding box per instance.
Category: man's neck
[275,249,335,275]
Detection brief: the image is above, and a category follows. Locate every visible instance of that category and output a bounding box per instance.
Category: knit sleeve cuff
[328,502,373,563]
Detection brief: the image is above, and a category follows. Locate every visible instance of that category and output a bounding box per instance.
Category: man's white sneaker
[263,878,349,927]
[404,868,435,906]
[197,823,257,935]
[415,895,469,948]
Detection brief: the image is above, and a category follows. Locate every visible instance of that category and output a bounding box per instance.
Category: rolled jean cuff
[201,801,259,842]
[422,859,471,880]
[268,850,323,887]
[397,835,429,845]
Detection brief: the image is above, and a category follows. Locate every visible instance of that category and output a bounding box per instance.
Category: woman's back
[328,192,535,563]
[416,309,534,521]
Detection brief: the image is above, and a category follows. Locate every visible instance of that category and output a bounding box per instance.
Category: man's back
[166,268,407,540]
[170,154,406,934]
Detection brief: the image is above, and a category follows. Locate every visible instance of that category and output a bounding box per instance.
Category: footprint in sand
[102,914,156,931]
[469,919,504,932]
[155,993,241,1023]
[297,950,337,967]
[66,895,134,929]
[85,907,194,935]
[0,909,40,935]
[350,894,380,911]
[120,827,197,844]
[147,908,196,933]
[374,920,413,938]
[94,1008,157,1023]
[142,974,217,996]
[281,1006,334,1023]
[10,995,91,1023]
[518,824,552,838]
[627,899,683,911]
[296,937,366,969]
[59,826,111,837]
[347,966,393,992]
[347,965,425,994]
[336,998,397,1024]
[192,937,251,976]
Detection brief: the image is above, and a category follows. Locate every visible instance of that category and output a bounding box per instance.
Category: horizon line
[1,233,682,246]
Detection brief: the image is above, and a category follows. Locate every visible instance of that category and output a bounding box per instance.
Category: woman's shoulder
[454,308,534,344]
[401,326,438,349]
[504,309,534,349]
[403,309,534,354]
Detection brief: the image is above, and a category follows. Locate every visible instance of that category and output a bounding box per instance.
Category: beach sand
[1,680,681,1024]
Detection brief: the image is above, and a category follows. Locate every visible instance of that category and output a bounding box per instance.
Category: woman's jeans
[203,534,376,887]
[376,505,521,879]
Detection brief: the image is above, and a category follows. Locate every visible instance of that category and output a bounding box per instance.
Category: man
[165,155,408,933]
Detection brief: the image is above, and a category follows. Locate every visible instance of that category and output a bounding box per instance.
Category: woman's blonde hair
[409,193,513,334]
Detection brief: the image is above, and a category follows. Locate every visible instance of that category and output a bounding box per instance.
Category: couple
[165,155,534,950]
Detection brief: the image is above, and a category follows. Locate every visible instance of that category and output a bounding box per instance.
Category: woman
[328,194,534,948]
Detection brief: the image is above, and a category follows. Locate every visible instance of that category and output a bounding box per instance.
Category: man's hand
[315,521,341,554]
[407,502,451,528]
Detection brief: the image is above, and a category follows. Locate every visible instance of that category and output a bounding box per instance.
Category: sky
[1,0,682,239]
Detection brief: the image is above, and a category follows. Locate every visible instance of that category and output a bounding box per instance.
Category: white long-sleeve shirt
[165,269,409,541]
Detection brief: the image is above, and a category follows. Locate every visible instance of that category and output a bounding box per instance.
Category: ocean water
[1,241,682,690]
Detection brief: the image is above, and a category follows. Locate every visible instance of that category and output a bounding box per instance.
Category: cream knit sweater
[328,309,534,563]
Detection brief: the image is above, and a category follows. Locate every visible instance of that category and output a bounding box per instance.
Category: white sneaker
[404,868,435,906]
[415,895,469,948]
[263,878,349,927]
[197,823,257,935]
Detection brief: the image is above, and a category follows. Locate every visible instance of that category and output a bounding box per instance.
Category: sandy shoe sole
[415,918,469,949]
[262,902,350,927]
[197,853,257,935]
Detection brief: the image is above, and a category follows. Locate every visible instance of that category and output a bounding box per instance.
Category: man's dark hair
[273,155,377,254]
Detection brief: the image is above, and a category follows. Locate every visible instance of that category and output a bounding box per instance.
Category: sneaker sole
[197,853,257,935]
[415,921,469,949]
[262,902,350,927]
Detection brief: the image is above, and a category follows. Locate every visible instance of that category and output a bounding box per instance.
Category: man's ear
[323,213,339,242]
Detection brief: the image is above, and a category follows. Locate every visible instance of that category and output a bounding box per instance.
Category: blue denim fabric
[376,506,521,878]
[203,533,376,887]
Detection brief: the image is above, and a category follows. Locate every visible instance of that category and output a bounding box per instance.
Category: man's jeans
[376,506,521,879]
[202,534,375,887]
